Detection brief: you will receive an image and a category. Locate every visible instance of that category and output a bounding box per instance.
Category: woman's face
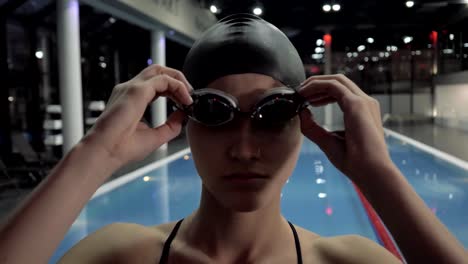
[187,73,303,212]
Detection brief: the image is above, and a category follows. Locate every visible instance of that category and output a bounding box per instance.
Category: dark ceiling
[209,0,468,57]
[3,0,468,62]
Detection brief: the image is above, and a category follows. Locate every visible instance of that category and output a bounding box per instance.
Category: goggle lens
[255,98,299,126]
[192,95,234,126]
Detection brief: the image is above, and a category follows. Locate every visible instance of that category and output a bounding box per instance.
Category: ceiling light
[35,51,44,59]
[253,7,262,15]
[311,54,323,59]
[403,36,413,44]
[357,45,366,52]
[332,4,341,11]
[367,37,374,44]
[323,4,331,12]
[210,5,218,13]
[443,49,453,54]
[406,1,414,8]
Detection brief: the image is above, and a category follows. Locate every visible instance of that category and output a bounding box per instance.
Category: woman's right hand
[83,64,193,171]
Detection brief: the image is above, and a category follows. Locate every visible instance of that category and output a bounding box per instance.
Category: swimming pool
[49,130,468,263]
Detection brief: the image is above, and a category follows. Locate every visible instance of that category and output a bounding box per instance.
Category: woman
[0,14,466,264]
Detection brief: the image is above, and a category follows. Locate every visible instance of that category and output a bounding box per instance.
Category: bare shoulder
[311,234,402,264]
[290,225,401,263]
[58,221,179,264]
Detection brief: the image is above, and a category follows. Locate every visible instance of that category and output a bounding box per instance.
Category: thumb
[135,110,186,150]
[299,109,341,155]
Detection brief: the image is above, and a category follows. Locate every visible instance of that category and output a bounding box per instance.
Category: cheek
[262,118,302,151]
[186,121,226,173]
[262,119,302,174]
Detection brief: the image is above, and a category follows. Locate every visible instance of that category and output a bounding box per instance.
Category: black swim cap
[182,13,305,89]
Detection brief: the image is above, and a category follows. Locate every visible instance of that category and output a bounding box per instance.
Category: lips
[223,172,268,181]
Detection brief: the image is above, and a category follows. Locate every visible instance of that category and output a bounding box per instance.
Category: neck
[183,185,293,262]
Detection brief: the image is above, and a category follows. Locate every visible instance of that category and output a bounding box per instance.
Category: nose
[227,118,261,162]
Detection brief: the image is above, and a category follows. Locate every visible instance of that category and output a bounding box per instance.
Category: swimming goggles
[174,86,309,127]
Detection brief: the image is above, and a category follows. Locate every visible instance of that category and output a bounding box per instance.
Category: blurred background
[1,0,468,250]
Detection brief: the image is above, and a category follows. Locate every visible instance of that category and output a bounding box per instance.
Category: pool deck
[386,123,468,162]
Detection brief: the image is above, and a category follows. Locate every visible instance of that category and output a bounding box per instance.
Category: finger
[303,75,382,127]
[140,64,193,91]
[304,74,366,97]
[299,109,333,149]
[309,98,337,107]
[323,75,382,127]
[306,94,334,102]
[137,121,149,130]
[331,130,345,140]
[143,74,193,106]
[299,79,355,110]
[299,109,344,167]
[134,110,186,149]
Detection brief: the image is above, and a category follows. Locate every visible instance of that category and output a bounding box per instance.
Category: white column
[57,0,84,155]
[151,30,168,151]
[324,33,333,128]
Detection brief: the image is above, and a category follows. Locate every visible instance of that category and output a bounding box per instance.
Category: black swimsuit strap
[288,221,303,264]
[158,219,303,264]
[158,218,184,264]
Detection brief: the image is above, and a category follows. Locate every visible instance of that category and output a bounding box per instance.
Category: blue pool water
[50,134,468,263]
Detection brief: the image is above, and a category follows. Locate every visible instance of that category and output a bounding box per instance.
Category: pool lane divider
[352,183,404,262]
[92,147,191,199]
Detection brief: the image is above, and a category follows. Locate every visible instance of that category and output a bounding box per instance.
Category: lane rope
[352,183,404,262]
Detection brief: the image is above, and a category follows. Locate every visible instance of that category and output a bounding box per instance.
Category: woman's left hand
[298,74,394,183]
